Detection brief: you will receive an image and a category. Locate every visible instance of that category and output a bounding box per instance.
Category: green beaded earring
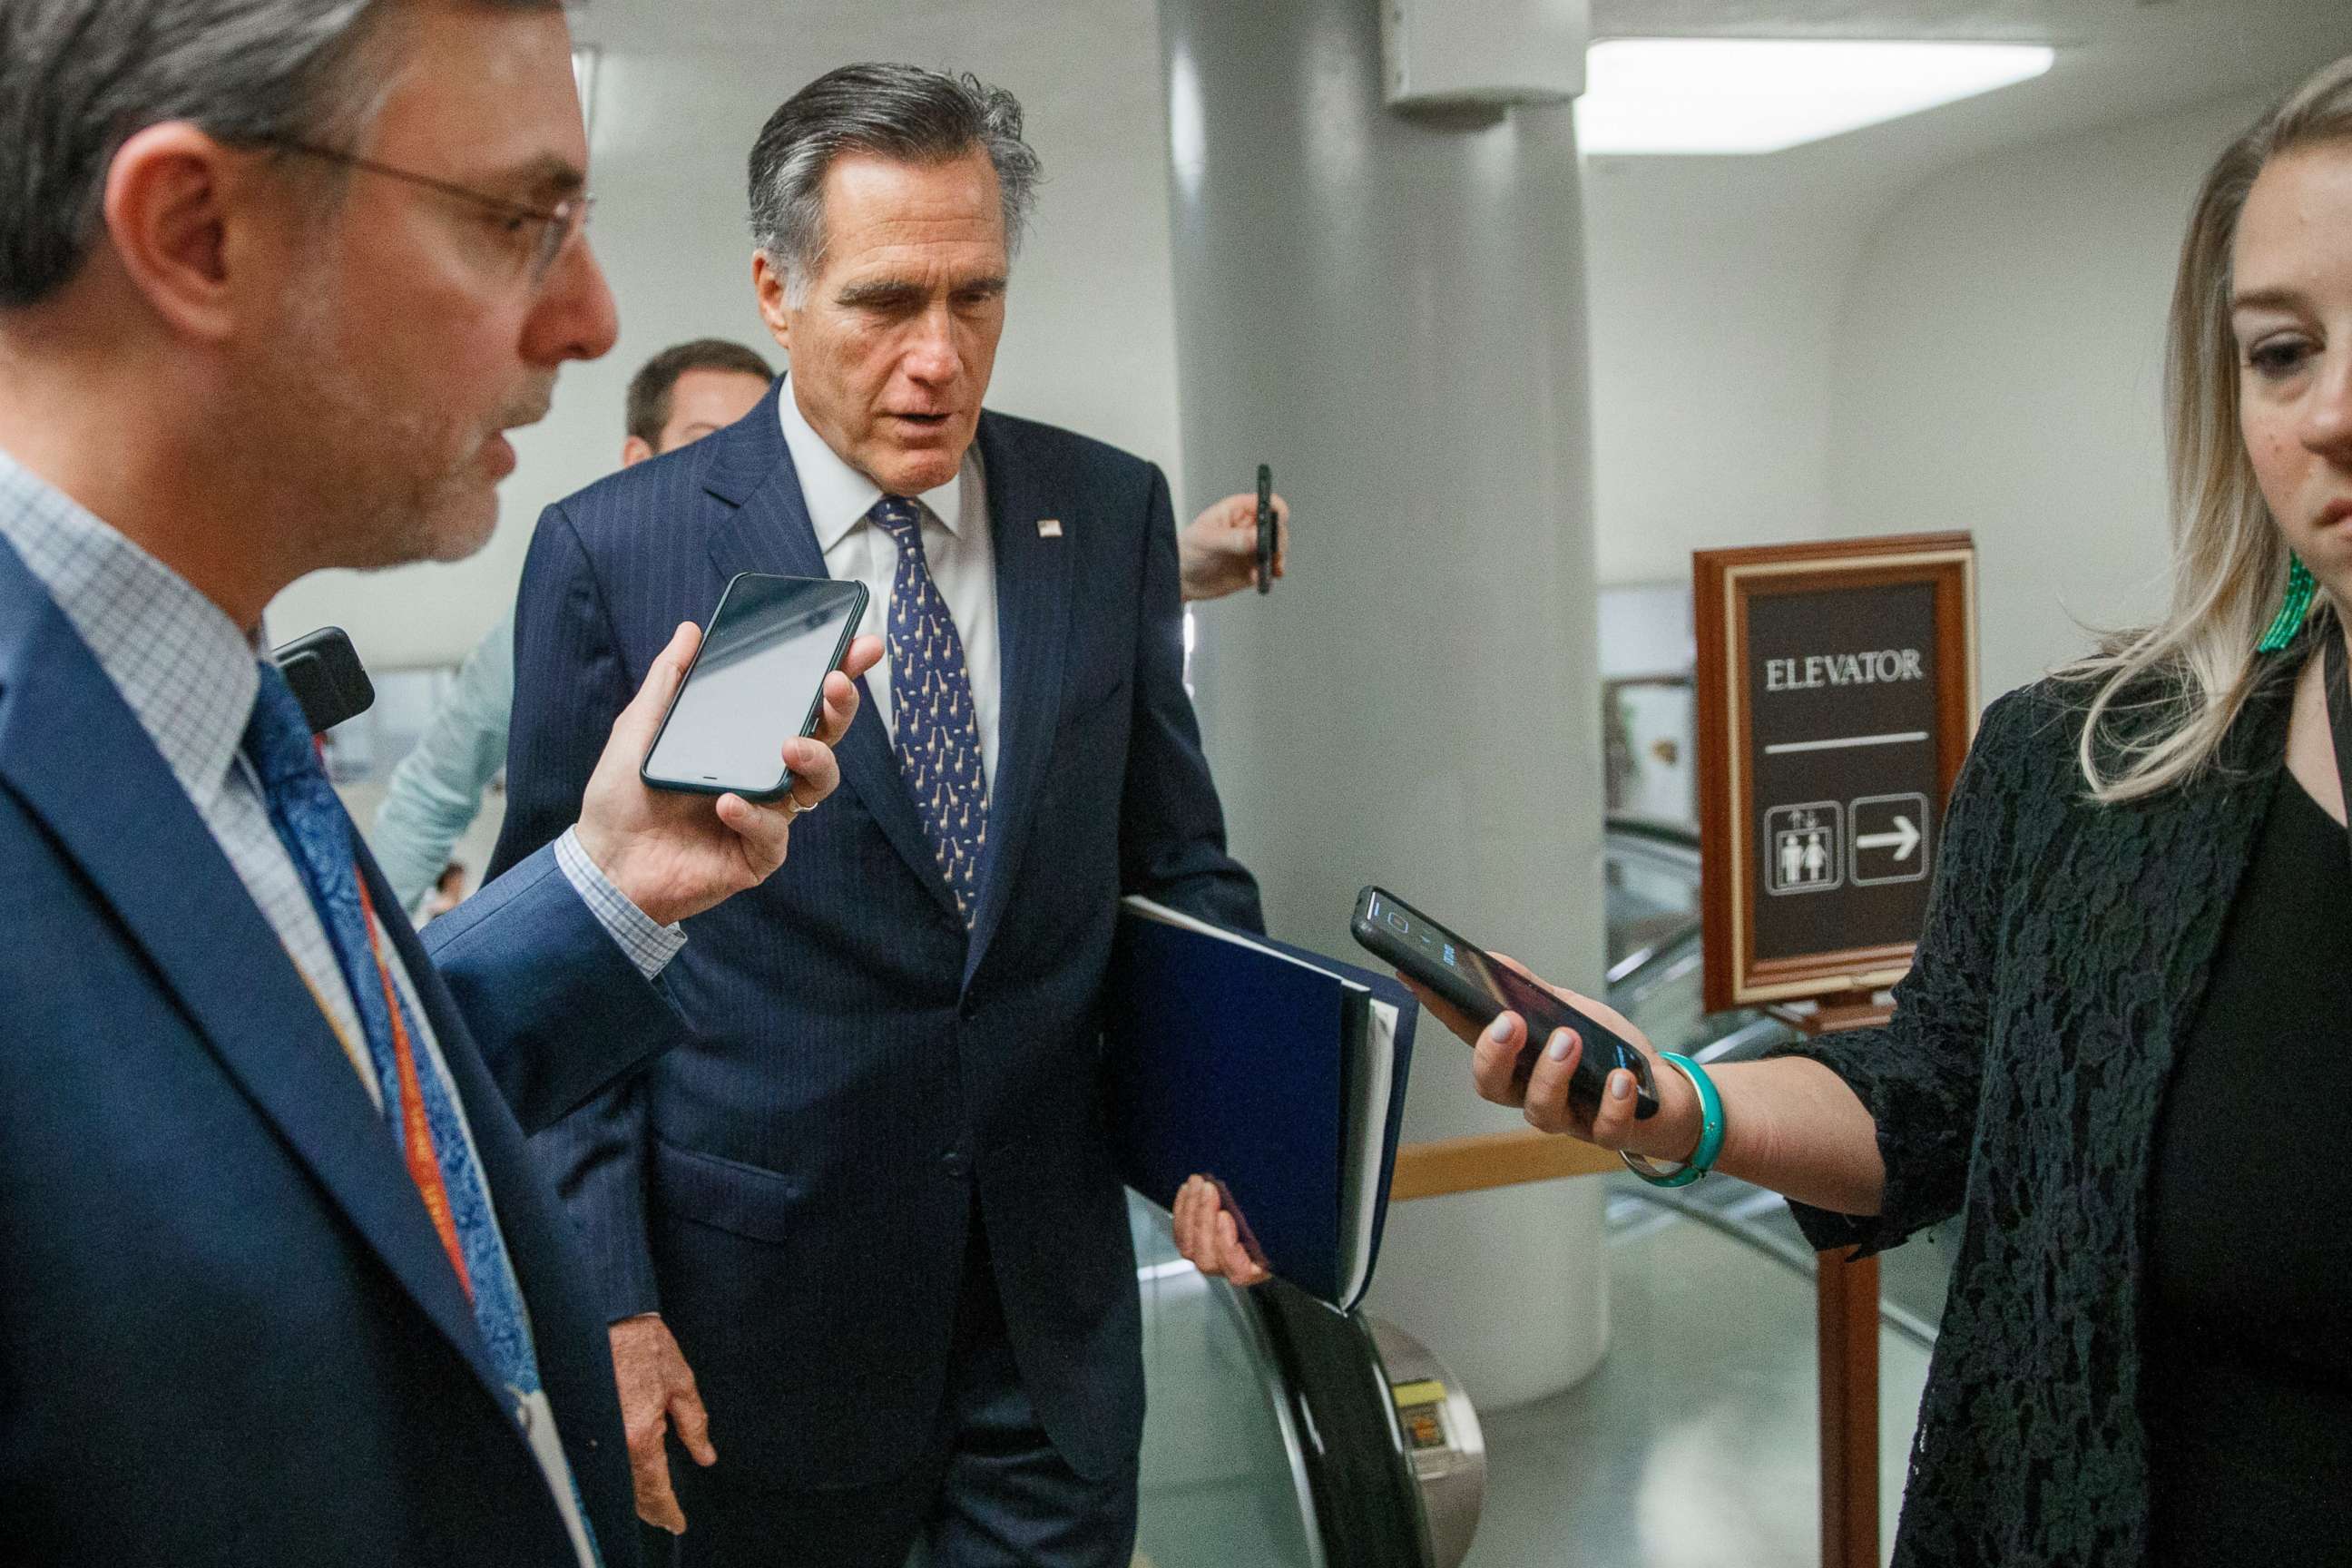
[2257,554,2318,654]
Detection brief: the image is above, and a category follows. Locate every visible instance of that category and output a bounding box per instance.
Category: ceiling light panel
[1575,39,2056,156]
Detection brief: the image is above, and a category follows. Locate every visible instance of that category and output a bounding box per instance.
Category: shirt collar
[776,375,969,553]
[0,446,260,817]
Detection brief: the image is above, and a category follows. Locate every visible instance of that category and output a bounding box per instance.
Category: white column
[1161,0,1610,1406]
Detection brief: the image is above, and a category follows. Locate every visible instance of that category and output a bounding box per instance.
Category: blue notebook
[1103,897,1417,1311]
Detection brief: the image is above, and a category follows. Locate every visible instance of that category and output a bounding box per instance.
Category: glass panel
[1131,1194,1324,1568]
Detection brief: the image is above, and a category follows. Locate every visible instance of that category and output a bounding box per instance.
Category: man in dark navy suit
[0,4,875,1563]
[494,63,1264,1568]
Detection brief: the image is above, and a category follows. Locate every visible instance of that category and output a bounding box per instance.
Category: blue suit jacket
[492,382,1262,1490]
[0,536,676,1565]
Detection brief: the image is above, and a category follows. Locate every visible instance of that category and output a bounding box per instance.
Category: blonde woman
[1373,55,2347,1568]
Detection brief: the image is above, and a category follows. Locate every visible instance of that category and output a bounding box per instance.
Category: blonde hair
[2067,55,2352,802]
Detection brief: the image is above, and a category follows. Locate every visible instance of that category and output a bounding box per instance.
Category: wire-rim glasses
[255,135,592,286]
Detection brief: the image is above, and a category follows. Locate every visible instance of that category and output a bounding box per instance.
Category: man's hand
[611,1313,715,1534]
[1171,1174,1271,1287]
[1179,491,1290,603]
[573,624,883,926]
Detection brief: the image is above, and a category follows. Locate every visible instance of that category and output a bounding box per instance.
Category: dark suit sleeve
[1768,689,2033,1256]
[490,502,664,1321]
[416,841,681,1136]
[1117,464,1266,935]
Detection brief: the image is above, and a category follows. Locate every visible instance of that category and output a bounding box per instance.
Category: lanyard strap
[351,869,474,1300]
[2323,632,2352,850]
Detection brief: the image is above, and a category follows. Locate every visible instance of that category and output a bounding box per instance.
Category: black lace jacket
[1776,653,2308,1568]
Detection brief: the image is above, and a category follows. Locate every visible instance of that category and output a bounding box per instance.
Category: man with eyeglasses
[0,3,877,1564]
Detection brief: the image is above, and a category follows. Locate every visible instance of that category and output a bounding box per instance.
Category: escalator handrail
[1248,1281,1436,1568]
[1603,814,1704,993]
[1608,1182,1939,1351]
[1606,919,1703,992]
[1602,813,1703,857]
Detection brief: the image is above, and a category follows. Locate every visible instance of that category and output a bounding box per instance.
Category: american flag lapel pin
[1037,518,1063,538]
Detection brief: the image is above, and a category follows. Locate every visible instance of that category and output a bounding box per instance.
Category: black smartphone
[271,626,375,735]
[640,573,868,801]
[1350,886,1660,1119]
[1254,464,1275,595]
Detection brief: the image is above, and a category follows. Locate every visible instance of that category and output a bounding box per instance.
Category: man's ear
[751,250,793,354]
[102,122,260,342]
[620,435,654,467]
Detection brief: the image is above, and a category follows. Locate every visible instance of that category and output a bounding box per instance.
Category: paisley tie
[868,495,990,925]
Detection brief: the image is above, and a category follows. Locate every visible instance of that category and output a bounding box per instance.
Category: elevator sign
[1694,534,1978,1013]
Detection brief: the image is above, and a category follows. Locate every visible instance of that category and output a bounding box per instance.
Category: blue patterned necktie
[242,662,587,1520]
[869,496,989,925]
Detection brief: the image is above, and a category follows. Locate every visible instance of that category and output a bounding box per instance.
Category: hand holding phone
[573,618,877,927]
[641,573,868,800]
[1351,887,1661,1120]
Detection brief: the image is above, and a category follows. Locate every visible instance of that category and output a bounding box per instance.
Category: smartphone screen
[641,573,867,799]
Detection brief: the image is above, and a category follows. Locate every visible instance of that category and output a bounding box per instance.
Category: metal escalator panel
[1370,1318,1485,1568]
[1132,1194,1324,1568]
[1131,1196,1485,1568]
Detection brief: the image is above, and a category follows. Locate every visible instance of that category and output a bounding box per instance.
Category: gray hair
[0,0,552,309]
[748,63,1042,306]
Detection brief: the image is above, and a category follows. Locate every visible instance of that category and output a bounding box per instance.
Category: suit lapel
[701,382,959,926]
[0,550,501,1402]
[965,414,1073,977]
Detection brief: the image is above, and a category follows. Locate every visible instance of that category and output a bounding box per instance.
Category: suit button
[958,996,979,1022]
[942,1149,970,1179]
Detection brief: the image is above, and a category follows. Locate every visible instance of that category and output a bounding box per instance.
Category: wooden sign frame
[1695,534,1977,1015]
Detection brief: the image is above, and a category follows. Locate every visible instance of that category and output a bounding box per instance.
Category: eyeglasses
[255,136,593,286]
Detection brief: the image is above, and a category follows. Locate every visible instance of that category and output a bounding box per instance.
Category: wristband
[1620,1052,1724,1189]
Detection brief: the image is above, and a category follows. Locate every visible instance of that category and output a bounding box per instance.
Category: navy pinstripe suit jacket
[490,379,1262,1490]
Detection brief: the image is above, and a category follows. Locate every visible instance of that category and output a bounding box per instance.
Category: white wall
[1826,91,2273,702]
[268,0,1183,671]
[1582,155,1883,586]
[1580,85,2305,706]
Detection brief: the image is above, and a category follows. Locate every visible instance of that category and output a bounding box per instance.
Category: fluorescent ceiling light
[1575,39,2055,155]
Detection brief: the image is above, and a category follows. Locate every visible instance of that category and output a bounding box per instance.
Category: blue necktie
[869,496,989,925]
[243,663,585,1507]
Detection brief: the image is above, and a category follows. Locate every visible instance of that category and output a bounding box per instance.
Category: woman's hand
[1398,958,1703,1165]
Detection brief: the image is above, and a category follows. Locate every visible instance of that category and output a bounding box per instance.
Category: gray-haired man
[494,63,1266,1568]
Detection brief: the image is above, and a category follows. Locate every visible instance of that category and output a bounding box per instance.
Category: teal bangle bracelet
[1620,1052,1724,1190]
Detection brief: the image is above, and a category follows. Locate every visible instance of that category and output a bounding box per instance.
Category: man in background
[376,346,1290,915]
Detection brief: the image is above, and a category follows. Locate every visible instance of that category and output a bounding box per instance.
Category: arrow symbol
[1856,816,1921,861]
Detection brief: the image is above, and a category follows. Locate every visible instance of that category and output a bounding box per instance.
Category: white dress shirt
[778,378,1002,792]
[0,446,669,1568]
